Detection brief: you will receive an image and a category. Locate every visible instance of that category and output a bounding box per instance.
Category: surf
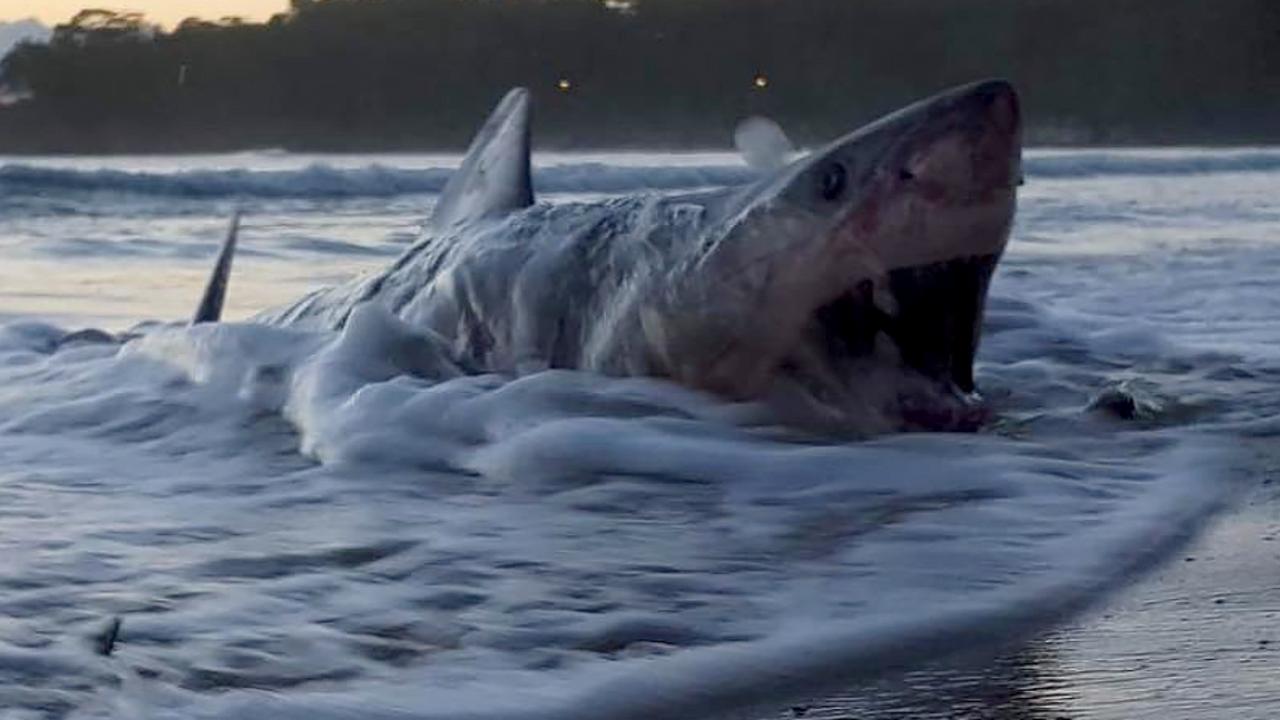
[0,87,1263,720]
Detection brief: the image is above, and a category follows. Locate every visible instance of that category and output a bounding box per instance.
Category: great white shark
[195,79,1022,434]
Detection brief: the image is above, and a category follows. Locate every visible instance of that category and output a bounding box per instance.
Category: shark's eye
[898,168,916,181]
[819,162,847,201]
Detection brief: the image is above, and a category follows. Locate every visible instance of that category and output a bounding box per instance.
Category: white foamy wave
[133,441,1226,720]
[0,162,756,200]
[0,295,1221,720]
[1027,148,1280,180]
[3,148,1279,202]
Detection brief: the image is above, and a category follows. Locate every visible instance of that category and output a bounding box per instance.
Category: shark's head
[662,80,1021,432]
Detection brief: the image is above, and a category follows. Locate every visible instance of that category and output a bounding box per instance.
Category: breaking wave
[1028,148,1280,180]
[0,290,1238,720]
[0,162,756,199]
[3,148,1279,200]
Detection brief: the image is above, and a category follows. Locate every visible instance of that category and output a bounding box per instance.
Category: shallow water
[0,149,1275,718]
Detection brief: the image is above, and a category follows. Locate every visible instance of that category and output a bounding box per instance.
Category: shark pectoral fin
[192,210,241,325]
[733,115,795,173]
[430,87,534,229]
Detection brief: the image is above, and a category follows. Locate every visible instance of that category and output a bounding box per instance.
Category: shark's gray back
[254,83,737,373]
[256,191,726,372]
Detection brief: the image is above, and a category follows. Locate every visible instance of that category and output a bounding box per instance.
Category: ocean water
[0,148,1276,718]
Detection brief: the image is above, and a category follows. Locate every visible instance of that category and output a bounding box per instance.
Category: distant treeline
[1,0,1278,153]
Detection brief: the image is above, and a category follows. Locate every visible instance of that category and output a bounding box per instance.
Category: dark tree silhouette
[0,0,1277,152]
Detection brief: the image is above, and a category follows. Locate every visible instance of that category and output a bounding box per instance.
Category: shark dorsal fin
[192,211,241,325]
[430,87,534,229]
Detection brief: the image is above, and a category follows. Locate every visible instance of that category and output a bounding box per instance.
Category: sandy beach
[775,475,1280,719]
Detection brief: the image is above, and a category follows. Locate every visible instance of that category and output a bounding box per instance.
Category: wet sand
[771,477,1280,720]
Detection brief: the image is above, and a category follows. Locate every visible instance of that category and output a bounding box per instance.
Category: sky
[0,1,289,27]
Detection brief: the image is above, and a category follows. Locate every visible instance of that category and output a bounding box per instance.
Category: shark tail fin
[430,87,534,229]
[192,210,241,325]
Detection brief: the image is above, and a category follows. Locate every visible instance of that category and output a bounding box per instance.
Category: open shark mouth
[787,253,1002,432]
[737,79,1019,434]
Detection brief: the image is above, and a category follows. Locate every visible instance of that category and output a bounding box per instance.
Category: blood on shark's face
[670,80,1022,433]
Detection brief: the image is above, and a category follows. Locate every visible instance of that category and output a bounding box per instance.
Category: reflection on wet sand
[779,474,1280,720]
[769,644,1071,719]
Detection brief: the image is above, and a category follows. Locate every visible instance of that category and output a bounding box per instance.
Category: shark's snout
[975,79,1020,136]
[905,79,1022,203]
[970,80,1022,190]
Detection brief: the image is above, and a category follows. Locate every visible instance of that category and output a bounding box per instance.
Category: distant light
[557,78,573,92]
[602,0,637,14]
[753,74,769,90]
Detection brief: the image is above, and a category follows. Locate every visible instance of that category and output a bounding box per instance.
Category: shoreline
[773,476,1279,719]
[0,141,1279,159]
